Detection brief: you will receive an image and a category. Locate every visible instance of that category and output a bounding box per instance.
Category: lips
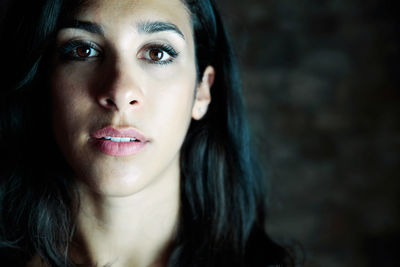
[91,126,149,142]
[90,126,149,156]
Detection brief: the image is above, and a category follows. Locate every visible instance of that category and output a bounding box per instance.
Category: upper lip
[91,126,149,142]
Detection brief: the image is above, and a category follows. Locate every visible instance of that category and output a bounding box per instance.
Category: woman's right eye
[58,40,101,60]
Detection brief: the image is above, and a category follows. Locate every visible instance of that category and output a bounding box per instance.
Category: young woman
[0,0,292,266]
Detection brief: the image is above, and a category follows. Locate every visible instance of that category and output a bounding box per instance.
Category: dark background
[216,0,400,266]
[1,0,399,266]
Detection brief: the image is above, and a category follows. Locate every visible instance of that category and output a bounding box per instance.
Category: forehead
[72,0,192,32]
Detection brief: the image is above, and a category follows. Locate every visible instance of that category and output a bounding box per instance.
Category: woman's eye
[74,46,99,58]
[148,48,169,62]
[58,41,101,60]
[139,44,179,65]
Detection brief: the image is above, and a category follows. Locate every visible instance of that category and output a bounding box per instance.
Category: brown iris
[149,48,164,61]
[76,46,91,57]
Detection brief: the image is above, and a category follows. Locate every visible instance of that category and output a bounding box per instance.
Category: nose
[96,60,143,112]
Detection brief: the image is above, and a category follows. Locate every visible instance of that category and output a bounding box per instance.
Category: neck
[71,167,180,267]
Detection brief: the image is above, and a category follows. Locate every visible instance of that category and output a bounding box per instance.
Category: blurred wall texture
[1,0,399,266]
[217,0,399,266]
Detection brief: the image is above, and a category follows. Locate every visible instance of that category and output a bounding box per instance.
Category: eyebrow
[60,20,105,35]
[59,20,185,40]
[137,21,185,40]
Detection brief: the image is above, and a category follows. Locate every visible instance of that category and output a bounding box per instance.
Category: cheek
[51,65,92,105]
[51,65,94,119]
[140,65,196,158]
[51,68,92,149]
[147,68,196,125]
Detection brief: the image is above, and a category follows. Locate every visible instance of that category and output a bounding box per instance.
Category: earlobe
[192,66,215,120]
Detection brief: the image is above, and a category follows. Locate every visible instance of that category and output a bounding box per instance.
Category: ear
[192,66,215,120]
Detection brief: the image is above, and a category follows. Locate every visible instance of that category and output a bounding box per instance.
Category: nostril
[99,97,138,110]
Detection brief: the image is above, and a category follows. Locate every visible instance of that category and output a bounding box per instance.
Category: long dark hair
[0,0,292,266]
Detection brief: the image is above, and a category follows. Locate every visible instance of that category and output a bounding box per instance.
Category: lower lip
[92,139,148,156]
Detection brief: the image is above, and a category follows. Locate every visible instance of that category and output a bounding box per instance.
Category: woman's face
[51,0,209,196]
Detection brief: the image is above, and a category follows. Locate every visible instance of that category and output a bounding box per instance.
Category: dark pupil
[77,46,91,57]
[149,49,163,61]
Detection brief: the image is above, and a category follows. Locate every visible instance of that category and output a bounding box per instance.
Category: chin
[75,163,150,197]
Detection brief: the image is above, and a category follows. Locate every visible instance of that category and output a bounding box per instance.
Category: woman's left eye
[148,48,170,62]
[139,44,179,65]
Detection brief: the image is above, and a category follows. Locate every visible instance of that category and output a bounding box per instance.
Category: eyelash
[58,40,179,65]
[58,40,100,61]
[140,43,179,65]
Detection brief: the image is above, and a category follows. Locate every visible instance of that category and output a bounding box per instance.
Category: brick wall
[216,0,400,266]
